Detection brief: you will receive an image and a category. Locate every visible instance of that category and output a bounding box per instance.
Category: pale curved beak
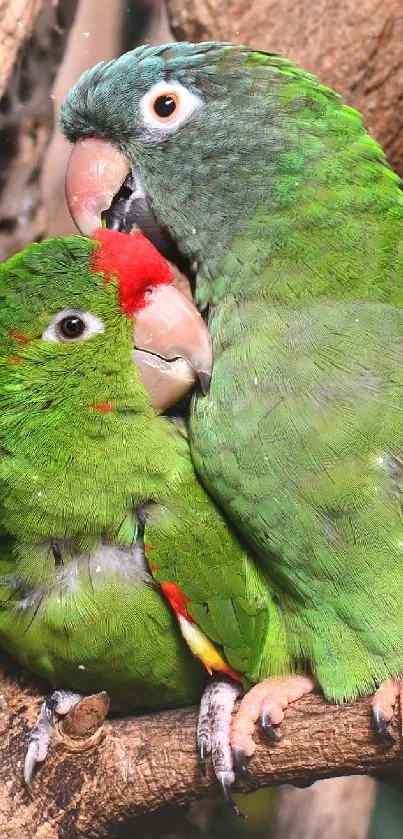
[67,138,213,411]
[66,137,129,234]
[133,285,213,412]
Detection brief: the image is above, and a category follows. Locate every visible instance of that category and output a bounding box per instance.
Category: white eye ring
[139,80,203,137]
[42,309,105,343]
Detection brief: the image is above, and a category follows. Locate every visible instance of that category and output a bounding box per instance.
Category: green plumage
[0,235,276,706]
[61,42,403,702]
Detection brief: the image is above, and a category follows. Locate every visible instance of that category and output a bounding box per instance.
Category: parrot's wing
[190,298,403,700]
[143,435,293,685]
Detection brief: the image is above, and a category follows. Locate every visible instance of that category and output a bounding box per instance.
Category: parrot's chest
[0,542,146,658]
[0,542,203,707]
[191,297,403,558]
[194,297,403,445]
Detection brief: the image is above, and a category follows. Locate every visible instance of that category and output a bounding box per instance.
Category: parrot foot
[372,677,401,744]
[24,688,82,786]
[197,677,243,816]
[230,674,316,763]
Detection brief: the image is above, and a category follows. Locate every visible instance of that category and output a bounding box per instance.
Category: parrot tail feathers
[177,613,240,680]
[159,580,241,680]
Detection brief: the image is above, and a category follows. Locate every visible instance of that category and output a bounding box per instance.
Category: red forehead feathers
[91,228,174,315]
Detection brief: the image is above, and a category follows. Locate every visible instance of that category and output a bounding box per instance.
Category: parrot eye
[58,315,85,340]
[152,92,179,120]
[140,81,203,136]
[42,309,105,343]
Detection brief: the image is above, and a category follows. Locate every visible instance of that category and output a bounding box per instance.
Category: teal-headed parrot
[60,41,403,783]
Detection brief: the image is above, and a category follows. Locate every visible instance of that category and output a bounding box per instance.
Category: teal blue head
[61,43,327,297]
[61,41,382,307]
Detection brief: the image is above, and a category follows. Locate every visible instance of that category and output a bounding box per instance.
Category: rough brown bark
[0,0,45,99]
[167,0,403,176]
[0,651,402,838]
[0,0,79,261]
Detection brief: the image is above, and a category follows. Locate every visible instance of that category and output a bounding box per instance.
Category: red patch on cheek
[8,330,32,346]
[160,581,194,623]
[88,401,113,413]
[6,355,23,364]
[91,228,174,316]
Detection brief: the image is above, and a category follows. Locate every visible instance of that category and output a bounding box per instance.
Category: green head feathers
[0,231,182,554]
[0,232,157,469]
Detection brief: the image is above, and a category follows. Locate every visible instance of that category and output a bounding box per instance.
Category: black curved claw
[198,735,209,775]
[217,773,245,818]
[260,709,280,742]
[373,707,395,744]
[232,746,259,788]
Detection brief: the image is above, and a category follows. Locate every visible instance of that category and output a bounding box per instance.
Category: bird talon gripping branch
[24,690,82,786]
[372,678,401,744]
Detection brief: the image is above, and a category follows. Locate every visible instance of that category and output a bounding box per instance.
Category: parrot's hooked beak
[133,285,212,412]
[67,139,212,412]
[66,137,130,236]
[66,138,182,264]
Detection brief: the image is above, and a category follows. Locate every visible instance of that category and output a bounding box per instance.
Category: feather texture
[61,43,403,700]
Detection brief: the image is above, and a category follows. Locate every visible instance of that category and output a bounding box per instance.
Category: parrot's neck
[195,151,403,318]
[144,73,403,315]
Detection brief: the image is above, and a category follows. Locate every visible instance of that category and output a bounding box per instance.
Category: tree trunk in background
[167,0,403,177]
[0,0,45,100]
[270,778,377,839]
[42,0,125,239]
[0,0,79,261]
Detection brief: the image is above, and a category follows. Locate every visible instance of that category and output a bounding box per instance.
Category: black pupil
[59,316,85,340]
[154,95,177,118]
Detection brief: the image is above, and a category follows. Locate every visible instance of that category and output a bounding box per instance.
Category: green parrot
[0,227,280,805]
[60,41,403,777]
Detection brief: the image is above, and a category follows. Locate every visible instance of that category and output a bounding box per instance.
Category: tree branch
[0,652,401,838]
